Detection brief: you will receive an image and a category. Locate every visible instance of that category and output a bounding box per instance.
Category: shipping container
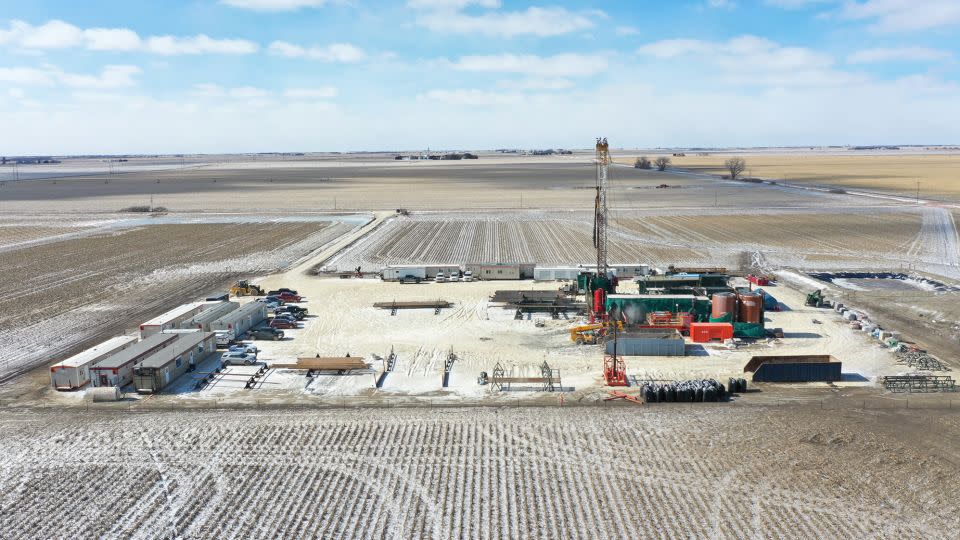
[49,334,138,390]
[90,333,179,388]
[689,322,734,343]
[605,331,685,356]
[133,332,216,393]
[744,355,842,382]
[533,267,583,281]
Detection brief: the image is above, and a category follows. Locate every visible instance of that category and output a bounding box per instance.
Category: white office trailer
[49,334,138,390]
[381,265,428,281]
[209,302,268,340]
[533,267,584,281]
[138,301,209,338]
[180,301,239,331]
[89,333,179,388]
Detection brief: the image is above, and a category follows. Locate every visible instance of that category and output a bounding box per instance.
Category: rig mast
[593,137,610,277]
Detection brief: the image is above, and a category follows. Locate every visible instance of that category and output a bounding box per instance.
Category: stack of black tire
[641,378,747,403]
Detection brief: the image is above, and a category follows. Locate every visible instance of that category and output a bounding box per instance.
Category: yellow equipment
[230,280,263,297]
[570,321,623,345]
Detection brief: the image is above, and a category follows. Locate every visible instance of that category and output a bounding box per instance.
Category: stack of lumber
[273,357,370,371]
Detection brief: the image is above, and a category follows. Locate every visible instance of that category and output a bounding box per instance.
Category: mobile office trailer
[49,334,138,390]
[533,267,583,281]
[133,332,216,393]
[89,333,179,388]
[210,302,268,340]
[139,301,208,338]
[180,301,239,331]
[380,265,428,281]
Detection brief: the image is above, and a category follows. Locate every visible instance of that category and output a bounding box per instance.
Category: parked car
[267,288,299,296]
[463,271,474,282]
[228,343,259,356]
[279,304,308,315]
[221,351,258,366]
[248,327,284,340]
[435,271,447,283]
[274,307,305,320]
[399,275,422,284]
[449,273,460,282]
[257,298,281,309]
[272,313,299,324]
[275,291,303,303]
[269,318,298,329]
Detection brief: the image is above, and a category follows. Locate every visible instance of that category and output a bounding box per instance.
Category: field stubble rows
[0,407,956,539]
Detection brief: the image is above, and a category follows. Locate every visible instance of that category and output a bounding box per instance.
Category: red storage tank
[711,293,737,320]
[738,292,763,323]
[593,289,606,315]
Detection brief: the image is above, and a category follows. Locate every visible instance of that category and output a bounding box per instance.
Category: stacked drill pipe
[641,378,740,403]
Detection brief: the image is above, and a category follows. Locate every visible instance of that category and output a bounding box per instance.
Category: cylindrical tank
[88,386,121,402]
[593,289,606,315]
[738,292,763,323]
[711,292,737,320]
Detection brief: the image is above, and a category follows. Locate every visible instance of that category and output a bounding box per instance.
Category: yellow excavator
[230,280,264,297]
[570,321,623,345]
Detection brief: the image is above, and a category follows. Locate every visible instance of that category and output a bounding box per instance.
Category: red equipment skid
[603,354,628,386]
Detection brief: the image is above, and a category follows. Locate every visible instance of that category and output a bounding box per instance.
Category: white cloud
[191,84,270,98]
[145,35,258,55]
[407,0,501,8]
[452,53,608,77]
[84,28,142,51]
[707,0,736,9]
[498,78,574,90]
[0,64,140,89]
[284,87,338,99]
[0,19,257,55]
[838,0,960,32]
[615,26,639,36]
[8,87,26,99]
[419,89,523,106]
[764,0,833,8]
[848,46,952,64]
[416,6,597,37]
[220,0,331,10]
[636,35,857,87]
[268,41,366,62]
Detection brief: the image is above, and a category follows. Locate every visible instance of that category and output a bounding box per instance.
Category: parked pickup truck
[274,307,305,320]
[274,291,304,303]
[269,318,298,329]
[267,288,298,296]
[215,331,234,348]
[228,343,259,356]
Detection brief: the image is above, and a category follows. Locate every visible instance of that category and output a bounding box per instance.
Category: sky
[0,0,958,154]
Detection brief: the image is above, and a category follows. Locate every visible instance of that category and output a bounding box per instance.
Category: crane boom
[594,137,610,276]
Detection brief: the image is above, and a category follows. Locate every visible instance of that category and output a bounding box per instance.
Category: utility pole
[916,180,920,205]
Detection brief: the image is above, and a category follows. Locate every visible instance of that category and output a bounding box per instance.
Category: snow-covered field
[1,406,957,539]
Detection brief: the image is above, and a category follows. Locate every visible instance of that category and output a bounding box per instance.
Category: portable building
[381,265,428,281]
[209,301,268,340]
[180,301,239,331]
[689,322,734,343]
[744,355,842,383]
[90,333,178,388]
[533,267,583,281]
[49,334,138,390]
[133,332,216,393]
[605,330,685,356]
[466,262,535,280]
[609,264,650,278]
[139,301,207,338]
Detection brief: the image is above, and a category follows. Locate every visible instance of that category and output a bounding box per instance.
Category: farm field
[0,406,957,539]
[661,154,960,201]
[0,156,900,214]
[0,219,357,382]
[328,207,950,278]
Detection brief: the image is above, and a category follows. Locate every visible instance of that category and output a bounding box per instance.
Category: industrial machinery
[230,280,263,297]
[587,137,616,323]
[570,321,624,345]
[603,324,628,386]
[805,289,825,307]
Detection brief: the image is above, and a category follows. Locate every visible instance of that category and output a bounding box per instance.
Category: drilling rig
[592,138,627,386]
